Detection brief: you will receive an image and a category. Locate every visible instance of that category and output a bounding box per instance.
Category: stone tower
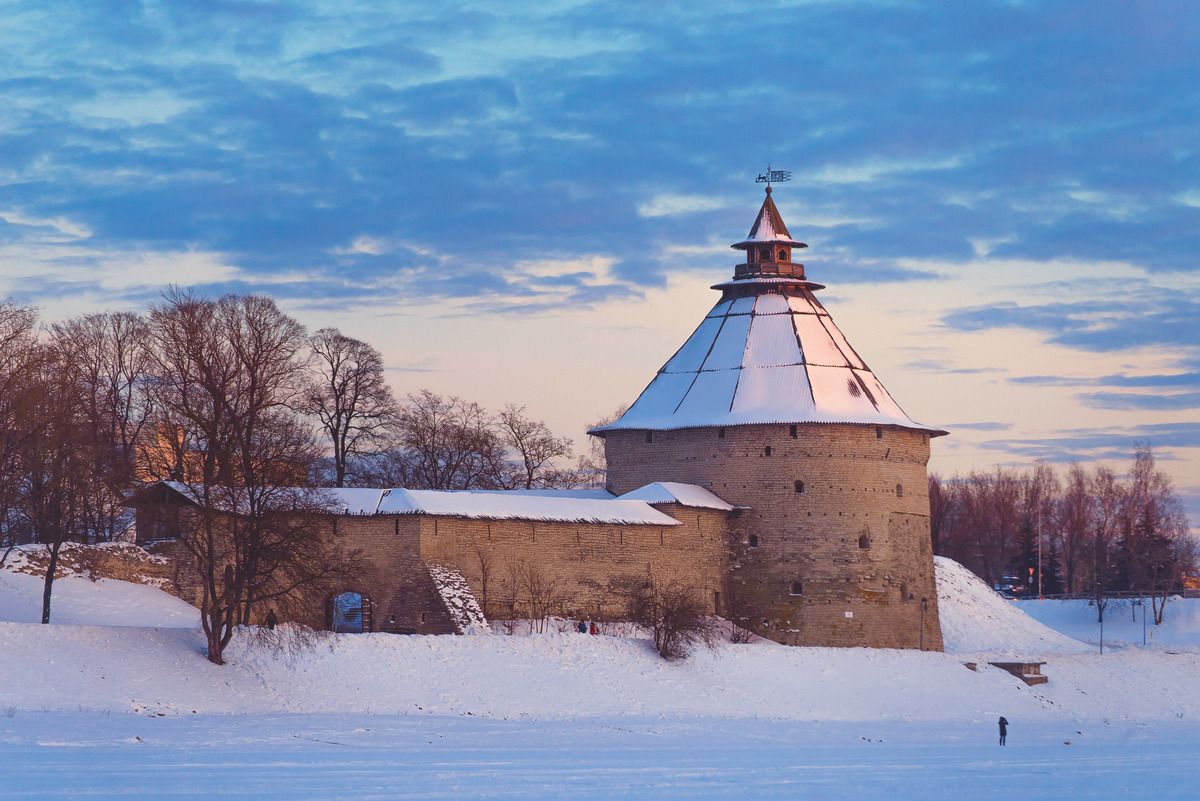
[591,187,947,649]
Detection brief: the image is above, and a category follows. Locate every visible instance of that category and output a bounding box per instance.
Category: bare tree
[1090,464,1122,622]
[50,312,154,541]
[580,405,626,489]
[146,290,331,664]
[305,328,397,487]
[15,343,94,623]
[928,474,948,556]
[494,404,576,489]
[1056,463,1092,594]
[0,302,39,567]
[519,561,564,633]
[471,541,494,615]
[396,390,504,490]
[625,576,719,661]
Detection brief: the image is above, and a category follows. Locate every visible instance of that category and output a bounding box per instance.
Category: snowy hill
[0,570,199,628]
[0,543,198,628]
[935,556,1091,656]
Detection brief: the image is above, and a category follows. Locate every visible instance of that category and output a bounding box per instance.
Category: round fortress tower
[591,186,947,649]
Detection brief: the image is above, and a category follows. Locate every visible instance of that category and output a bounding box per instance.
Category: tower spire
[731,185,808,280]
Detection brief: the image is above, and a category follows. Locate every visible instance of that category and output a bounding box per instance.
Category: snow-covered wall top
[376,488,680,525]
[616,482,737,511]
[148,482,702,526]
[592,289,946,436]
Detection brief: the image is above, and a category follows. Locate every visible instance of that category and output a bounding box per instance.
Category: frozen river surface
[4,713,1196,800]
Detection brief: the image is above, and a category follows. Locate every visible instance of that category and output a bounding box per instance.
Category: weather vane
[755,165,791,186]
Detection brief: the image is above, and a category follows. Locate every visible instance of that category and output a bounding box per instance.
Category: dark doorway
[331,591,370,633]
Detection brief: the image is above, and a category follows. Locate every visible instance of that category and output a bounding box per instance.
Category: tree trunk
[41,540,62,625]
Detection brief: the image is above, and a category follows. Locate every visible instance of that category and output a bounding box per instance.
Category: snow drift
[935,556,1091,656]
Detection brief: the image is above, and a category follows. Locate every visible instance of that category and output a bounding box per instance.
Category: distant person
[265,609,278,630]
[998,716,1008,746]
[577,620,588,634]
[589,621,598,635]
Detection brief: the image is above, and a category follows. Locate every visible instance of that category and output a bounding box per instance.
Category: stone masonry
[604,424,942,649]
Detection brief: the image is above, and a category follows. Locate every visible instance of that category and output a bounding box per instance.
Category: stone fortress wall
[603,423,943,650]
[316,506,730,633]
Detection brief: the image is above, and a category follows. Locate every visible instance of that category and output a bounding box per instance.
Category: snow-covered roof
[616,482,738,511]
[141,482,686,526]
[732,189,807,249]
[471,488,615,500]
[376,488,679,525]
[592,192,947,438]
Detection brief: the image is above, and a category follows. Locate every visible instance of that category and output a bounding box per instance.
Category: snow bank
[0,570,199,628]
[3,554,1198,725]
[935,556,1091,656]
[3,620,1198,722]
[1016,596,1200,651]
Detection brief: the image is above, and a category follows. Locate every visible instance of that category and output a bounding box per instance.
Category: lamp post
[1136,599,1146,647]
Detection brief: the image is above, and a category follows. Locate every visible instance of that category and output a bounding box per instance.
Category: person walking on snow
[265,609,278,630]
[577,620,588,634]
[998,716,1008,746]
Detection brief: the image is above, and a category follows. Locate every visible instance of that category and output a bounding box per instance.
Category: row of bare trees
[931,446,1196,623]
[0,293,586,660]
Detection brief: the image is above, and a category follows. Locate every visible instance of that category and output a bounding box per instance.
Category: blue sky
[1,0,1197,520]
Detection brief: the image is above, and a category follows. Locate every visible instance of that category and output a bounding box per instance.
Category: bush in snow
[625,577,719,661]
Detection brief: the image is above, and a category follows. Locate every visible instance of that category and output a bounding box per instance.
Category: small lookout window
[858,534,871,550]
[759,247,771,261]
[794,480,805,494]
[764,446,772,457]
[790,425,798,439]
[790,582,803,596]
[875,426,883,440]
[645,431,653,444]
[748,534,759,548]
[778,248,788,261]
[896,483,904,497]
[718,428,726,439]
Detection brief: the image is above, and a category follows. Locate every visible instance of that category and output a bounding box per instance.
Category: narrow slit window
[764,446,772,457]
[790,425,798,438]
[790,582,803,596]
[875,426,883,440]
[718,428,725,439]
[896,483,904,497]
[748,534,759,548]
[858,534,871,550]
[645,431,653,444]
[794,480,805,494]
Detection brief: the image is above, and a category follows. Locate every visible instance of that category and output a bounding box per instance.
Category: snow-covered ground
[0,569,200,628]
[1017,596,1200,651]
[2,553,1198,799]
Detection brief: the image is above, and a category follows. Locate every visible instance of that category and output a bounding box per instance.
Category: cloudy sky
[1,1,1197,522]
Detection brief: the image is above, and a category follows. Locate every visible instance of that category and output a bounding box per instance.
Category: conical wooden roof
[732,187,807,249]
[591,193,946,437]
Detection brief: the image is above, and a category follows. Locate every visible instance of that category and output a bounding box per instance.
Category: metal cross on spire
[755,165,791,186]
